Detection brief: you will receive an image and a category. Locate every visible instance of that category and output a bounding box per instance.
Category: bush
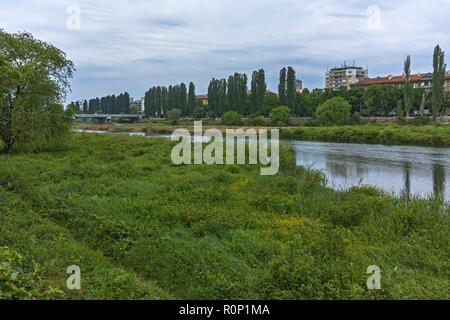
[222,111,242,126]
[350,112,361,125]
[167,109,181,124]
[193,106,205,120]
[315,97,351,126]
[249,116,266,126]
[0,247,66,300]
[269,106,291,126]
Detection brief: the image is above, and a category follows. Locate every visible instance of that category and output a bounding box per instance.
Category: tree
[167,108,181,124]
[403,55,414,117]
[396,99,404,119]
[222,111,242,126]
[286,66,296,111]
[0,30,75,154]
[269,106,291,126]
[193,105,205,119]
[82,100,88,113]
[260,93,280,116]
[278,67,287,105]
[188,82,196,116]
[250,69,266,115]
[124,92,130,113]
[315,97,351,126]
[250,71,258,115]
[179,83,187,116]
[257,69,266,114]
[431,45,446,121]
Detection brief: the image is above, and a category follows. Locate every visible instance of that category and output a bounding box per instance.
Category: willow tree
[0,30,75,154]
[431,45,446,121]
[403,55,413,118]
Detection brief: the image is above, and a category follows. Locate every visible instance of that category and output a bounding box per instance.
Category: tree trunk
[420,92,425,117]
[2,136,13,154]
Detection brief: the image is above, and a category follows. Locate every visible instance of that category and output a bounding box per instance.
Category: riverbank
[1,133,448,299]
[73,121,450,147]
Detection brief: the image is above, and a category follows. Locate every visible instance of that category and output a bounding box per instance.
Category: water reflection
[290,141,449,201]
[433,164,445,197]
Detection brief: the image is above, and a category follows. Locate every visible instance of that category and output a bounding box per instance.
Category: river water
[75,130,449,201]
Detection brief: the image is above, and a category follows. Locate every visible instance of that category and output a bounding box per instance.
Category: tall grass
[0,133,448,299]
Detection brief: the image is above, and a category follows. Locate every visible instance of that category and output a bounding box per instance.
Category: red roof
[357,72,450,86]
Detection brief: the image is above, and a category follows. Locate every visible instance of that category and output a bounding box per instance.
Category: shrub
[350,112,361,125]
[315,97,351,126]
[167,109,182,124]
[279,143,296,171]
[0,247,66,300]
[249,116,266,126]
[222,111,242,126]
[193,106,205,120]
[269,106,291,126]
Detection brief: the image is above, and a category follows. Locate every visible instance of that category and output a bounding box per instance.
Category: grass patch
[0,133,448,299]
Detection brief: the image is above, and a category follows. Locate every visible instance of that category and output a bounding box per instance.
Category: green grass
[0,133,448,299]
[280,123,450,146]
[73,120,450,147]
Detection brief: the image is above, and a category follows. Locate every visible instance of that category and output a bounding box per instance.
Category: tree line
[144,82,195,117]
[71,92,131,114]
[72,45,448,121]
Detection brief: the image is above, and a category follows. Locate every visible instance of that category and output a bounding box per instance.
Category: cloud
[1,0,449,102]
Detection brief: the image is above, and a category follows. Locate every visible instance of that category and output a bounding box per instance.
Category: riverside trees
[0,30,74,154]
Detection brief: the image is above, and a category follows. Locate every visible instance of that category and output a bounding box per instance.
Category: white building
[325,63,368,89]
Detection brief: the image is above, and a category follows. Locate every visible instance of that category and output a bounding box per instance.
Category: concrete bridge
[75,114,144,123]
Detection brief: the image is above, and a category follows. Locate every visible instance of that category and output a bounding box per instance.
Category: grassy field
[73,120,450,147]
[0,133,449,299]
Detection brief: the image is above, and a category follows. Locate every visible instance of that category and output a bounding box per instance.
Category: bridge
[75,114,144,122]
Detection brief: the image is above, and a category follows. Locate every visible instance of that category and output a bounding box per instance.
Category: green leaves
[0,247,66,300]
[0,29,75,153]
[315,97,351,126]
[431,45,446,120]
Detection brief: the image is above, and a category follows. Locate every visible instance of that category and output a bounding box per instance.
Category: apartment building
[325,63,368,89]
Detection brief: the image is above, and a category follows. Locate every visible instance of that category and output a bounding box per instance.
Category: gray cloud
[1,0,449,102]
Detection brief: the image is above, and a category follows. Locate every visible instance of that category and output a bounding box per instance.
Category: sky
[1,0,449,103]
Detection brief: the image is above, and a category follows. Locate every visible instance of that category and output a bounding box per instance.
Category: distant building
[356,71,450,92]
[295,80,303,93]
[196,95,209,105]
[130,98,144,113]
[325,63,368,89]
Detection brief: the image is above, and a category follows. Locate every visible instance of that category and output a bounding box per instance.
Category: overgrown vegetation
[73,120,450,147]
[0,133,448,299]
[280,123,450,146]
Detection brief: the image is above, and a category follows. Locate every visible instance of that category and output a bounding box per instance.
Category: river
[75,130,449,201]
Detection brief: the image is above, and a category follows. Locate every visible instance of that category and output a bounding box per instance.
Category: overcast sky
[1,0,449,102]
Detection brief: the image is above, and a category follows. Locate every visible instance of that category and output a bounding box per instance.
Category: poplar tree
[278,67,287,105]
[179,83,187,116]
[432,45,446,121]
[403,56,413,117]
[256,69,266,113]
[287,67,296,111]
[250,71,258,115]
[188,82,196,116]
